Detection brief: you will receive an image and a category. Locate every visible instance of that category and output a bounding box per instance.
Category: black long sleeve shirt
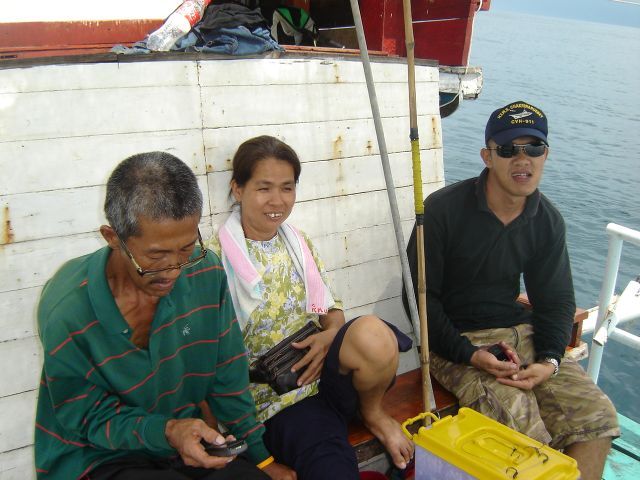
[404,169,575,364]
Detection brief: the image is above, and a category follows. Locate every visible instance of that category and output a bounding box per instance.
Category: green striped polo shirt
[35,246,270,479]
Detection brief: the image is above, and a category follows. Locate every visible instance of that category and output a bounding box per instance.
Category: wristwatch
[540,357,560,376]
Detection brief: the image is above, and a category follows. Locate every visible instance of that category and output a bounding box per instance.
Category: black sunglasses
[487,143,548,158]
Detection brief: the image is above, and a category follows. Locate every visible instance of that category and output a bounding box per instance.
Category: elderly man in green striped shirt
[34,152,294,479]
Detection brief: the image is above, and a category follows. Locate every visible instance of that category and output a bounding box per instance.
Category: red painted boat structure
[0,0,491,65]
[360,0,491,66]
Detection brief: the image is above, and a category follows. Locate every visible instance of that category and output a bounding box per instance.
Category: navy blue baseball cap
[485,101,548,145]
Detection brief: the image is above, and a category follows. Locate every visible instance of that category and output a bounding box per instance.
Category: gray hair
[104,152,203,240]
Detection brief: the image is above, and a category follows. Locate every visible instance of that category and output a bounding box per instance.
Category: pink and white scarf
[218,207,335,328]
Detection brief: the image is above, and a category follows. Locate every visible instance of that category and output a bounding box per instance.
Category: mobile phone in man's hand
[201,438,248,457]
[487,343,509,362]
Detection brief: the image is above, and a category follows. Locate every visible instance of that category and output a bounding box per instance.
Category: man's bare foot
[363,412,414,469]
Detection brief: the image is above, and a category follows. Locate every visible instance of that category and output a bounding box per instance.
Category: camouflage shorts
[430,323,620,449]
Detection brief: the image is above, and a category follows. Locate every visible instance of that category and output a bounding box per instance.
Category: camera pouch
[249,321,321,395]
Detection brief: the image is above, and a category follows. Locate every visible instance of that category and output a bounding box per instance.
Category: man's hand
[470,341,520,378]
[165,418,234,469]
[497,362,556,390]
[290,327,338,386]
[262,461,297,479]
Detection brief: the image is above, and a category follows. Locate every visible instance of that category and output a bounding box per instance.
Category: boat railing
[586,223,640,384]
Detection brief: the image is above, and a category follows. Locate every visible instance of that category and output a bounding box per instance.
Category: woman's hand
[290,309,344,386]
[290,328,338,386]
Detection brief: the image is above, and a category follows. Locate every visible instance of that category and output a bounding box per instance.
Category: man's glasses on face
[487,142,548,158]
[116,229,207,277]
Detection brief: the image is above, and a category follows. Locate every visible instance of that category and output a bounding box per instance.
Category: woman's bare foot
[363,411,414,469]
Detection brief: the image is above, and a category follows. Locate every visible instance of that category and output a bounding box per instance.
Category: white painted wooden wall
[0,54,444,479]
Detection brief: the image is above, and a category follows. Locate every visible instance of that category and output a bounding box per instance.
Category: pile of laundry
[112,1,286,56]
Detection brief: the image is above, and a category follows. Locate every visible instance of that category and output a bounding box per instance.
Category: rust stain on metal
[206,163,214,173]
[366,140,373,155]
[333,135,344,159]
[333,63,341,83]
[2,204,15,245]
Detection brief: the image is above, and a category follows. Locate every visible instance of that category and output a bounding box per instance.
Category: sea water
[441,11,640,422]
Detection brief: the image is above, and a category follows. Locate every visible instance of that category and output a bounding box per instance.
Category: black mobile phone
[487,343,509,362]
[201,438,248,457]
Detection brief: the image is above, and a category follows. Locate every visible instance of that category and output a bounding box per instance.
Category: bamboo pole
[402,0,434,420]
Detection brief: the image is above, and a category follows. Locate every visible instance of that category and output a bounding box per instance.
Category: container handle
[401,411,440,437]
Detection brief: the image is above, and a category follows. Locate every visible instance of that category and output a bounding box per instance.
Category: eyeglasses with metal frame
[487,142,548,158]
[116,229,207,277]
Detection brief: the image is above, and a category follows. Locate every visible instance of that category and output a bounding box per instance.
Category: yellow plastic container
[402,407,580,480]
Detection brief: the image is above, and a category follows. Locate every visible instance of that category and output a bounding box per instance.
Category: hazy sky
[490,0,640,28]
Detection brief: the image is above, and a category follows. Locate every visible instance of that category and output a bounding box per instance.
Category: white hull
[0,53,443,478]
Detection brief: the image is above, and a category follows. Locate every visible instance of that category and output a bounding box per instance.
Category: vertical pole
[587,229,623,383]
[402,0,434,418]
[349,0,436,413]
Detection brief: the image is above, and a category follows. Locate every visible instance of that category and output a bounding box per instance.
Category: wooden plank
[0,287,40,343]
[328,256,402,310]
[208,181,442,243]
[202,115,443,173]
[345,296,413,335]
[0,232,104,293]
[0,119,441,197]
[0,390,37,452]
[0,218,214,294]
[207,150,442,212]
[0,131,206,196]
[296,150,441,202]
[2,176,209,244]
[0,446,35,480]
[0,337,42,398]
[287,183,442,238]
[0,86,201,142]
[309,220,416,272]
[0,53,434,94]
[201,82,439,128]
[0,20,163,56]
[0,60,197,94]
[197,57,439,87]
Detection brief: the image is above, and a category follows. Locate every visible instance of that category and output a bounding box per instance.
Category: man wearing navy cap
[403,101,619,480]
